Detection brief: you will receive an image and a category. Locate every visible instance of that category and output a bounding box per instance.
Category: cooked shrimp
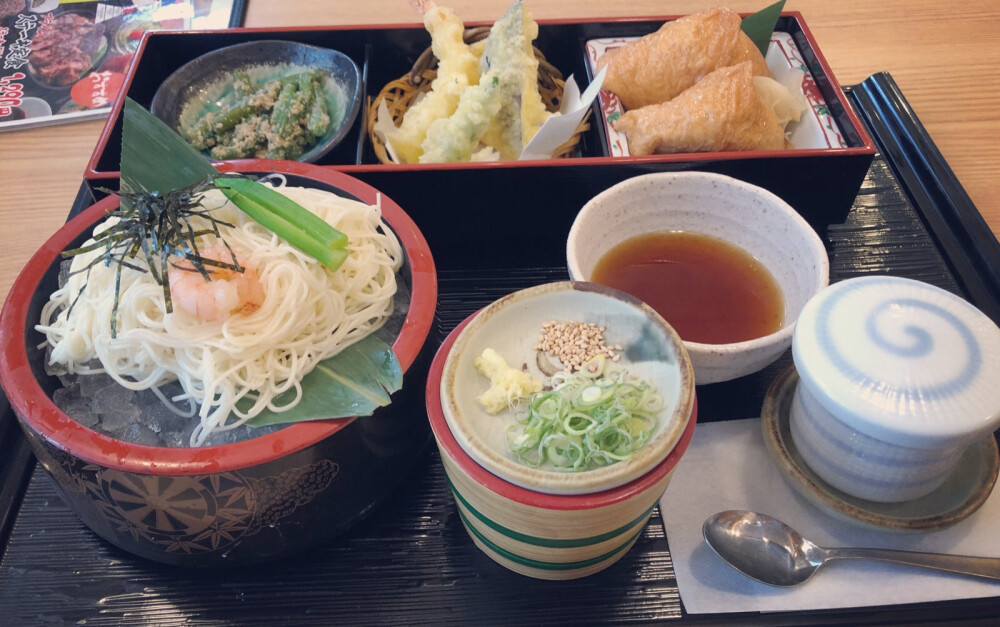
[168,247,265,322]
[410,0,436,14]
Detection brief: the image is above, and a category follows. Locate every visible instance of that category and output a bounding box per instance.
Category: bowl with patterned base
[0,162,437,567]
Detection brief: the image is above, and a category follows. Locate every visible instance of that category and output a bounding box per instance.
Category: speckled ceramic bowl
[790,276,1000,503]
[0,162,437,567]
[428,310,697,580]
[151,40,362,163]
[567,171,829,384]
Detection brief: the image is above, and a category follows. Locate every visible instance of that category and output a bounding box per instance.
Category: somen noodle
[37,176,402,446]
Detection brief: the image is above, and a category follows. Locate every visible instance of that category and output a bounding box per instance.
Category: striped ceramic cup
[426,315,697,580]
[790,276,1000,503]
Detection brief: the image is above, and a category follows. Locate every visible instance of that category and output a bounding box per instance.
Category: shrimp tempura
[388,5,481,163]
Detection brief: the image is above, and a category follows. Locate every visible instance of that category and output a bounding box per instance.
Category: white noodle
[37,182,403,446]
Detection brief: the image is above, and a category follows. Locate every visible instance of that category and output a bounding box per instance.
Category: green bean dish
[183,68,341,161]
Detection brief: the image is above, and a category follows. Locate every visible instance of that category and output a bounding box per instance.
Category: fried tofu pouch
[596,6,771,110]
[614,61,788,155]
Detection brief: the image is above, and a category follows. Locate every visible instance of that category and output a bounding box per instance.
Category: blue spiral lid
[792,276,1000,448]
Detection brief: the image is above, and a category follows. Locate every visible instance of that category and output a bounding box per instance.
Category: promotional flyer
[0,0,243,131]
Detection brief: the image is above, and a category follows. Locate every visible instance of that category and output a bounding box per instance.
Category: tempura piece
[614,62,788,155]
[420,70,501,162]
[596,6,771,110]
[387,5,481,163]
[477,0,551,160]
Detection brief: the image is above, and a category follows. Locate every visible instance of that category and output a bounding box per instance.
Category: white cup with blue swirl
[789,275,1000,503]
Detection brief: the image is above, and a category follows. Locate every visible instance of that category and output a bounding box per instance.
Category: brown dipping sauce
[591,231,783,344]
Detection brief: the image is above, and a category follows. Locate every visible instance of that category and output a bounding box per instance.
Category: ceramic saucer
[761,366,1000,533]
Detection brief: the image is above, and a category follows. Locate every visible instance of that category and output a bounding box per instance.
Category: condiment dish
[439,281,695,495]
[428,308,697,579]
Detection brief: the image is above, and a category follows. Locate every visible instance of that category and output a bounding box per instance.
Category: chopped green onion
[214,176,348,271]
[506,356,664,472]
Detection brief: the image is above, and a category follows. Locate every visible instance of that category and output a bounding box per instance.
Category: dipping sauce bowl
[567,171,828,384]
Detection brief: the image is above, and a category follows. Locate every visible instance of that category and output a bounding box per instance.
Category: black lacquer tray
[1,73,1000,625]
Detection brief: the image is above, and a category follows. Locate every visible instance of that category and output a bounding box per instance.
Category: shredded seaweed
[63,176,244,337]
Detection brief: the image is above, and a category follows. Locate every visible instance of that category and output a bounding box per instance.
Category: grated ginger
[473,348,542,414]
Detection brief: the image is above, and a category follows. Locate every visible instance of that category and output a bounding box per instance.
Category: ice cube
[57,373,78,388]
[52,385,78,407]
[137,393,193,434]
[52,386,100,428]
[98,402,141,432]
[72,407,101,429]
[91,381,135,408]
[201,429,237,447]
[158,430,189,448]
[44,359,69,378]
[58,259,73,288]
[78,372,115,399]
[121,423,161,447]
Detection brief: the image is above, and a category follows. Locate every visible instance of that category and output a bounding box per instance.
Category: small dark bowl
[150,40,362,163]
[0,162,437,567]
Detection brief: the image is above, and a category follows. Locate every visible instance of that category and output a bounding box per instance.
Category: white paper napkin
[660,418,1000,615]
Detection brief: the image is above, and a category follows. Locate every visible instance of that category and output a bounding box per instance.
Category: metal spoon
[702,510,1000,587]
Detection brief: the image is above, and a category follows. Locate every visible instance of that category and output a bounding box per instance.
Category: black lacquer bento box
[84,11,876,243]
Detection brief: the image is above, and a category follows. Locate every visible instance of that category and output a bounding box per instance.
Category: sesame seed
[536,320,620,372]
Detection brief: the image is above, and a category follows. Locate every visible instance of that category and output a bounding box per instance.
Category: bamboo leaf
[121,97,218,196]
[741,0,785,57]
[241,335,403,427]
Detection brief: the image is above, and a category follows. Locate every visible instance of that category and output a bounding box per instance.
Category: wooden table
[1,0,998,307]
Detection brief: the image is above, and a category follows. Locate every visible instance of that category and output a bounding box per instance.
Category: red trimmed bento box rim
[426,313,698,511]
[0,161,437,476]
[84,11,874,181]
